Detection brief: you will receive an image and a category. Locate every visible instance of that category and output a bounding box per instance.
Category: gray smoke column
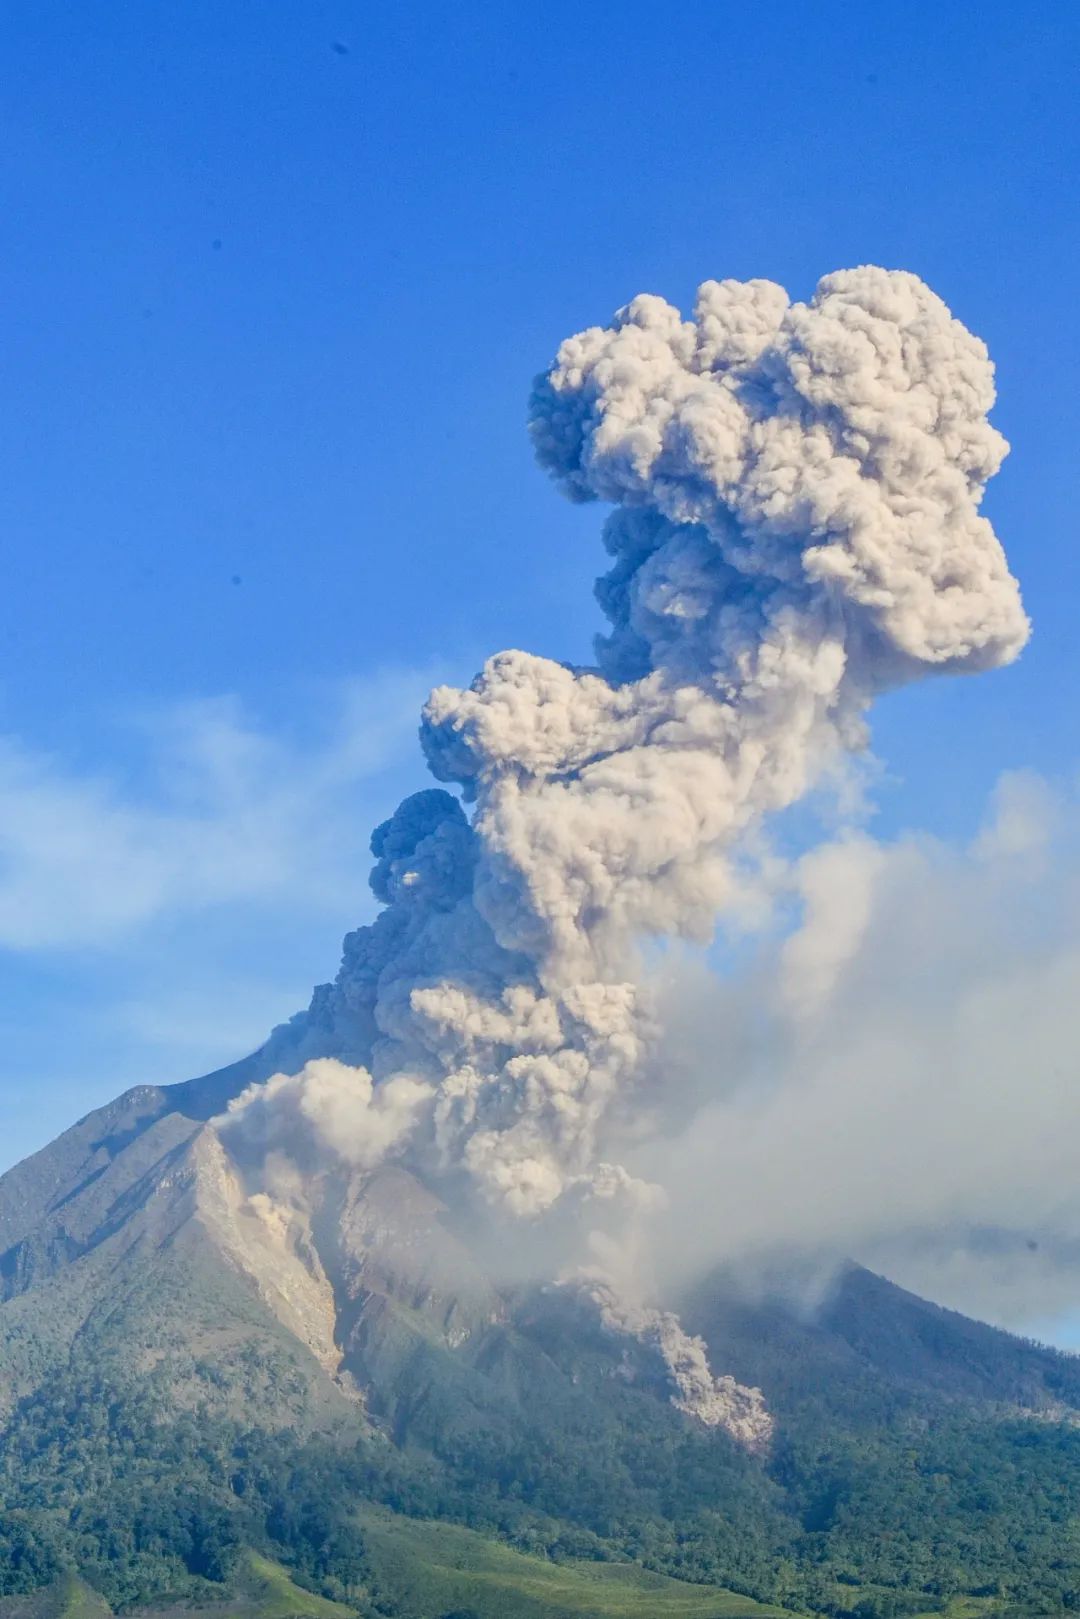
[224,267,1028,1225]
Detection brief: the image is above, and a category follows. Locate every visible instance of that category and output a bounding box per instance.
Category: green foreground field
[0,1557,351,1619]
[356,1506,799,1618]
[0,1572,112,1619]
[0,1521,1020,1619]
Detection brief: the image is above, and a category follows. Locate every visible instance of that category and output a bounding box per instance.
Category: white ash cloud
[219,1057,432,1173]
[433,268,1027,1204]
[215,263,1036,1399]
[632,771,1080,1330]
[227,266,1026,1223]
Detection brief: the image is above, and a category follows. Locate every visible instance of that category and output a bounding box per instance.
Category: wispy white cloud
[98,977,313,1064]
[0,666,443,951]
[0,664,453,1174]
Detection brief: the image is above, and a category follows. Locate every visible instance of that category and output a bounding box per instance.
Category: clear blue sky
[1,1,1077,1176]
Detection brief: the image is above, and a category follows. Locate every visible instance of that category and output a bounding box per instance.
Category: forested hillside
[3,1081,1080,1619]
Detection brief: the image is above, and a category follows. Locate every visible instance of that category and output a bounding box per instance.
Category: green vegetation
[0,1557,354,1619]
[5,1114,1080,1619]
[216,1553,357,1619]
[0,1573,111,1619]
[4,1329,1080,1618]
[356,1506,797,1619]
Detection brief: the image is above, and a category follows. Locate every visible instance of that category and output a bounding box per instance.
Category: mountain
[3,1051,1080,1619]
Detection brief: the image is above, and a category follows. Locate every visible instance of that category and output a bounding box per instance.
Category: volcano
[2,1008,1080,1619]
[0,266,1064,1618]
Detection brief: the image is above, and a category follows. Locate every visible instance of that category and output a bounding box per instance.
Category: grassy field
[0,1557,353,1619]
[220,1553,354,1619]
[357,1505,801,1619]
[0,1534,1017,1619]
[0,1574,111,1619]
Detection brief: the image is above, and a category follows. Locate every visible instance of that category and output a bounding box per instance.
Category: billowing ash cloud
[230,267,1026,1214]
[222,267,1028,1422]
[222,1057,432,1172]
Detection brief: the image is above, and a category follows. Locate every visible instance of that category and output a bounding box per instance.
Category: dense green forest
[3,1333,1080,1619]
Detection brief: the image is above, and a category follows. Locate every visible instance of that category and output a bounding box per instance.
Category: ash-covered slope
[0,1082,349,1430]
[0,1059,680,1441]
[10,1050,1077,1446]
[0,1061,752,1448]
[9,968,1080,1435]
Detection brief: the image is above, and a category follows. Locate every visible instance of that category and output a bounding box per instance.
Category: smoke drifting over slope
[640,770,1080,1332]
[220,267,1028,1408]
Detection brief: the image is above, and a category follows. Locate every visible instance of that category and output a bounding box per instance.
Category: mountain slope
[686,1261,1080,1424]
[3,1063,1080,1616]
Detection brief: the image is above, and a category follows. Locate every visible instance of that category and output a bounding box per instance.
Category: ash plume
[220,266,1028,1430]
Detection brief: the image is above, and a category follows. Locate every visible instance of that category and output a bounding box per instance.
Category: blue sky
[1,0,1077,1195]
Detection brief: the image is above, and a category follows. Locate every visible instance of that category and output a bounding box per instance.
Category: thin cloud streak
[0,666,444,951]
